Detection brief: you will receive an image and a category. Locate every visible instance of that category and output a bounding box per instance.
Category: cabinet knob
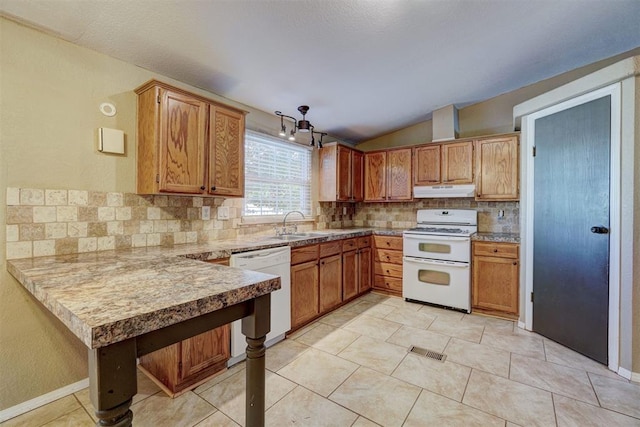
[211,186,216,191]
[200,186,206,191]
[493,249,498,253]
[513,261,518,265]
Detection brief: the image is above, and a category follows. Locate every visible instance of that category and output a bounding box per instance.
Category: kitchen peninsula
[7,250,280,427]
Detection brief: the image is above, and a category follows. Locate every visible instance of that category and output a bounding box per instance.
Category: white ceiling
[2,1,640,143]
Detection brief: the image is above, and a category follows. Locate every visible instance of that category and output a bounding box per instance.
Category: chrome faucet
[278,210,305,235]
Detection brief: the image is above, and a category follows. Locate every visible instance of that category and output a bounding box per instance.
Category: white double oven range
[402,209,477,313]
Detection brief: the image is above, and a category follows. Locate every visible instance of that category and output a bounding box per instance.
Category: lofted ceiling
[2,1,640,143]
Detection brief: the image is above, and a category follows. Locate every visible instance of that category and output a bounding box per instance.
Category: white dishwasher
[228,246,291,366]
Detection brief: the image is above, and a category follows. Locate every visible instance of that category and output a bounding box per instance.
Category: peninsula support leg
[242,293,271,427]
[88,338,137,427]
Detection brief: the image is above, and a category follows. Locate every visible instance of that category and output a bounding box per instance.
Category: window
[243,130,312,218]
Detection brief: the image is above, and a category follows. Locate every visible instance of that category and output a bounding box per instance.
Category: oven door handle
[403,256,469,268]
[403,233,470,242]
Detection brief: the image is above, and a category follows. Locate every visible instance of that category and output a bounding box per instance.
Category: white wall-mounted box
[98,128,125,154]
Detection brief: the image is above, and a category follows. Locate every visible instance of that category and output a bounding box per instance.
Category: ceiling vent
[432,104,459,142]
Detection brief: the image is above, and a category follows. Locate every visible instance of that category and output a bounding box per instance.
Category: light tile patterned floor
[4,293,640,426]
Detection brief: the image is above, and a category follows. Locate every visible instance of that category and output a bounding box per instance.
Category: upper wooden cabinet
[364,148,412,202]
[135,80,246,197]
[319,144,364,202]
[413,141,473,186]
[475,135,519,200]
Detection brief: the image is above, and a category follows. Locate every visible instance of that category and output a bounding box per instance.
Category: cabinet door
[336,146,352,201]
[180,325,230,382]
[364,151,387,201]
[319,254,342,312]
[387,148,412,200]
[359,247,372,293]
[159,89,207,194]
[413,145,441,185]
[442,141,473,184]
[208,106,245,197]
[475,136,519,200]
[351,150,364,202]
[472,255,519,315]
[291,261,320,329]
[342,249,358,301]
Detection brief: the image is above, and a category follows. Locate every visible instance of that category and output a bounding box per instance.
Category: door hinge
[156,174,160,183]
[532,146,536,157]
[530,292,534,302]
[157,95,161,104]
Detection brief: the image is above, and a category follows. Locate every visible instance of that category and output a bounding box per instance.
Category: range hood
[413,184,475,198]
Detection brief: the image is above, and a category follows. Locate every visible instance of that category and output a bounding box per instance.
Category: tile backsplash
[5,187,249,260]
[319,199,519,233]
[6,187,519,260]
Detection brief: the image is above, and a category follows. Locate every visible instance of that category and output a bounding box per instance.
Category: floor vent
[409,345,447,362]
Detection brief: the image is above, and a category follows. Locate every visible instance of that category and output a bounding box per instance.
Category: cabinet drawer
[291,244,319,265]
[342,238,358,252]
[373,235,403,251]
[320,240,342,258]
[473,242,519,259]
[358,236,371,249]
[374,275,403,292]
[374,249,403,265]
[374,262,403,278]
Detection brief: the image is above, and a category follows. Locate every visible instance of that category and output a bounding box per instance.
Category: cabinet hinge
[530,292,534,302]
[532,146,536,157]
[157,95,161,104]
[156,174,160,183]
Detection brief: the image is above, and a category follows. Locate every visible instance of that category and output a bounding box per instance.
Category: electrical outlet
[498,209,504,219]
[202,206,211,221]
[342,207,347,215]
[317,206,322,216]
[217,206,230,220]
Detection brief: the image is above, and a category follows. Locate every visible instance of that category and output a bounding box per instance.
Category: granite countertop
[6,228,402,350]
[472,232,520,243]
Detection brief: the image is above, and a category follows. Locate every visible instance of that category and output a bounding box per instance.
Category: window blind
[243,130,312,217]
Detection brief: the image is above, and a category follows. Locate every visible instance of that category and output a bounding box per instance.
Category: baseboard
[631,371,640,383]
[618,366,632,380]
[0,378,89,423]
[517,320,526,330]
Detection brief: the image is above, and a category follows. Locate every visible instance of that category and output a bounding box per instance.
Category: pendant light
[275,106,326,147]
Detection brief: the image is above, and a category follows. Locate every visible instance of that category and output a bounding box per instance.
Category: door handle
[590,226,609,234]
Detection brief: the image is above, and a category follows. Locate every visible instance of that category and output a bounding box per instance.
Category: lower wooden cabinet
[472,241,519,319]
[372,235,403,296]
[342,237,373,301]
[139,325,230,396]
[291,260,320,328]
[319,254,342,312]
[290,235,373,331]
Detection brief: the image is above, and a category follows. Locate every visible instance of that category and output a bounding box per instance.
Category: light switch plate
[217,206,229,220]
[98,128,125,154]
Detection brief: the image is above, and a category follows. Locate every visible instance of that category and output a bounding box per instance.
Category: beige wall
[0,17,292,410]
[357,47,640,151]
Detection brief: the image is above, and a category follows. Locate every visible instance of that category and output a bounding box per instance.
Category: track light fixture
[275,106,326,147]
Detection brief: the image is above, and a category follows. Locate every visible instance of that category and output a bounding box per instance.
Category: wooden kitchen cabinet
[342,236,372,301]
[413,141,473,186]
[319,143,364,202]
[472,241,519,319]
[372,235,403,296]
[475,135,519,200]
[291,259,320,328]
[139,325,230,396]
[208,105,245,197]
[364,148,412,202]
[319,249,342,312]
[135,80,246,197]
